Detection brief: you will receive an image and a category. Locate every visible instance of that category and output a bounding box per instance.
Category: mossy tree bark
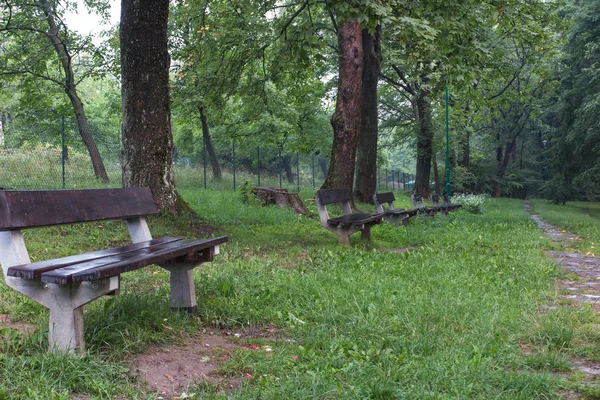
[354,26,381,203]
[321,19,364,191]
[414,89,434,197]
[121,0,178,213]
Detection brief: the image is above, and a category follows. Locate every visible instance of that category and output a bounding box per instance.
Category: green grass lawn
[0,191,597,398]
[530,199,600,255]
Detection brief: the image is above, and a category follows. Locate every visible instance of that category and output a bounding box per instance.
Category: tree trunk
[199,107,222,180]
[121,0,178,213]
[493,138,516,198]
[433,157,441,196]
[282,154,294,183]
[354,26,381,204]
[460,131,470,168]
[414,90,434,198]
[42,4,109,182]
[321,19,363,191]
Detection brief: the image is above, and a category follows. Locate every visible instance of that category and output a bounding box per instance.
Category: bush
[452,193,489,214]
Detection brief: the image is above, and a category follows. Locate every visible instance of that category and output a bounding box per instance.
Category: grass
[0,190,597,398]
[529,199,600,254]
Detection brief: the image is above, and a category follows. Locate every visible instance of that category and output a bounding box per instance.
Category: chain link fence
[0,116,415,192]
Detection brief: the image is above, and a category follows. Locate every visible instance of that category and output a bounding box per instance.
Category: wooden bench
[373,192,418,227]
[315,188,382,245]
[0,188,227,354]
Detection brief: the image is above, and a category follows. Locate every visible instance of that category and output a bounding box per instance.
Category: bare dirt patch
[130,327,284,399]
[0,314,36,335]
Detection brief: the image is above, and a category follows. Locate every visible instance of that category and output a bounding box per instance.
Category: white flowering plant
[451,193,490,214]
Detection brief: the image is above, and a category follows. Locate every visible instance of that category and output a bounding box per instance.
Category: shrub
[452,193,489,214]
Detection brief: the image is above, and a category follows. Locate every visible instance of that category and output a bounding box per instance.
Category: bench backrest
[0,188,157,231]
[373,192,396,213]
[315,188,352,206]
[374,192,395,205]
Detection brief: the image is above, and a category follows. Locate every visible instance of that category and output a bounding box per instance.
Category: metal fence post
[203,135,207,189]
[232,140,236,191]
[279,150,283,188]
[257,146,261,187]
[312,155,315,190]
[296,153,300,193]
[385,169,388,190]
[61,116,66,189]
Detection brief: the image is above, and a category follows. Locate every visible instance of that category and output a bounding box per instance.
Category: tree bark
[493,138,516,197]
[199,107,222,180]
[433,156,441,196]
[321,19,363,191]
[121,0,178,213]
[43,4,109,182]
[459,131,470,168]
[354,26,381,204]
[282,154,294,183]
[414,90,434,198]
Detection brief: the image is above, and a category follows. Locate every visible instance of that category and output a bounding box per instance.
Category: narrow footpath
[527,203,600,395]
[529,211,600,311]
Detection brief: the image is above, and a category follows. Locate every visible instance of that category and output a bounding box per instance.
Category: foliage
[542,0,600,203]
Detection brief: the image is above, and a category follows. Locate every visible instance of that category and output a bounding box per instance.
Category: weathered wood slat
[316,188,352,206]
[41,236,228,285]
[7,237,181,280]
[375,192,395,204]
[328,213,383,228]
[384,209,418,217]
[0,188,157,231]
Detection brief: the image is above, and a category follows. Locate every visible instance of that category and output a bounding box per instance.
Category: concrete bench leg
[361,225,372,241]
[163,264,197,314]
[49,306,84,353]
[338,232,352,246]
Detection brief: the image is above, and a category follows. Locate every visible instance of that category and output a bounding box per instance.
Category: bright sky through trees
[63,0,120,37]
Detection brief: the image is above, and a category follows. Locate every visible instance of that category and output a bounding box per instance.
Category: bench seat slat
[7,237,182,280]
[328,213,382,228]
[40,236,228,285]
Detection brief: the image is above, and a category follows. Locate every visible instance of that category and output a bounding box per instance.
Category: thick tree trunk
[43,4,109,182]
[321,19,363,191]
[282,154,294,183]
[433,157,441,196]
[414,90,434,198]
[121,0,178,213]
[354,26,381,204]
[199,107,222,180]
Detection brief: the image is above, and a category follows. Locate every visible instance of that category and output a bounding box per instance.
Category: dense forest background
[0,0,598,204]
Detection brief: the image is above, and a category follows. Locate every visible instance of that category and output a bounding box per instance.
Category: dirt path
[528,205,600,396]
[529,212,600,311]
